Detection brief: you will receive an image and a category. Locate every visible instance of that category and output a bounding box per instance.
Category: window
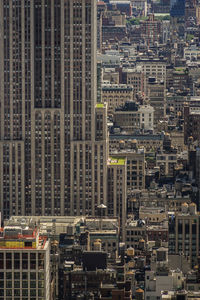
[30,253,36,269]
[30,290,36,296]
[38,290,44,297]
[6,273,12,280]
[6,281,12,288]
[30,273,36,280]
[38,273,44,280]
[38,281,44,288]
[14,281,20,288]
[14,289,20,296]
[22,254,28,269]
[6,253,12,269]
[6,289,12,296]
[22,273,28,280]
[22,290,28,296]
[14,272,20,279]
[30,281,36,288]
[38,253,44,270]
[22,281,28,288]
[14,253,20,269]
[0,254,3,269]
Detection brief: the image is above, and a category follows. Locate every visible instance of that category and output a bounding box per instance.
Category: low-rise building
[170,132,186,153]
[147,224,168,243]
[108,1,132,17]
[85,217,119,259]
[109,134,164,152]
[172,67,190,92]
[125,219,146,254]
[63,267,115,300]
[139,105,154,132]
[103,68,120,84]
[63,259,132,300]
[122,67,146,97]
[139,207,167,225]
[136,57,167,92]
[102,25,127,43]
[184,45,200,62]
[166,92,189,117]
[113,102,154,133]
[132,0,147,16]
[156,151,177,177]
[145,248,185,300]
[102,84,134,115]
[131,189,191,212]
[145,267,184,300]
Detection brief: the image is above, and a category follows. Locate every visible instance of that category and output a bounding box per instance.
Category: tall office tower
[0,0,108,219]
[170,0,186,40]
[170,0,185,17]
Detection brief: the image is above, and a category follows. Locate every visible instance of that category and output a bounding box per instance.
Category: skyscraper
[0,0,108,219]
[170,0,185,17]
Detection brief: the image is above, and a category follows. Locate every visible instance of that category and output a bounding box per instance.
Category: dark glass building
[170,0,186,17]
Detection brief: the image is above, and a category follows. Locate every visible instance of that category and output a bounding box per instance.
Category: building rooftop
[0,225,48,250]
[89,231,118,237]
[97,1,106,6]
[110,134,164,140]
[108,157,126,166]
[96,103,104,108]
[174,67,187,74]
[140,206,167,214]
[115,101,138,112]
[102,84,133,91]
[111,148,145,155]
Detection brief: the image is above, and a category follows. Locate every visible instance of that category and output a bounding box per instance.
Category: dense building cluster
[1,0,200,299]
